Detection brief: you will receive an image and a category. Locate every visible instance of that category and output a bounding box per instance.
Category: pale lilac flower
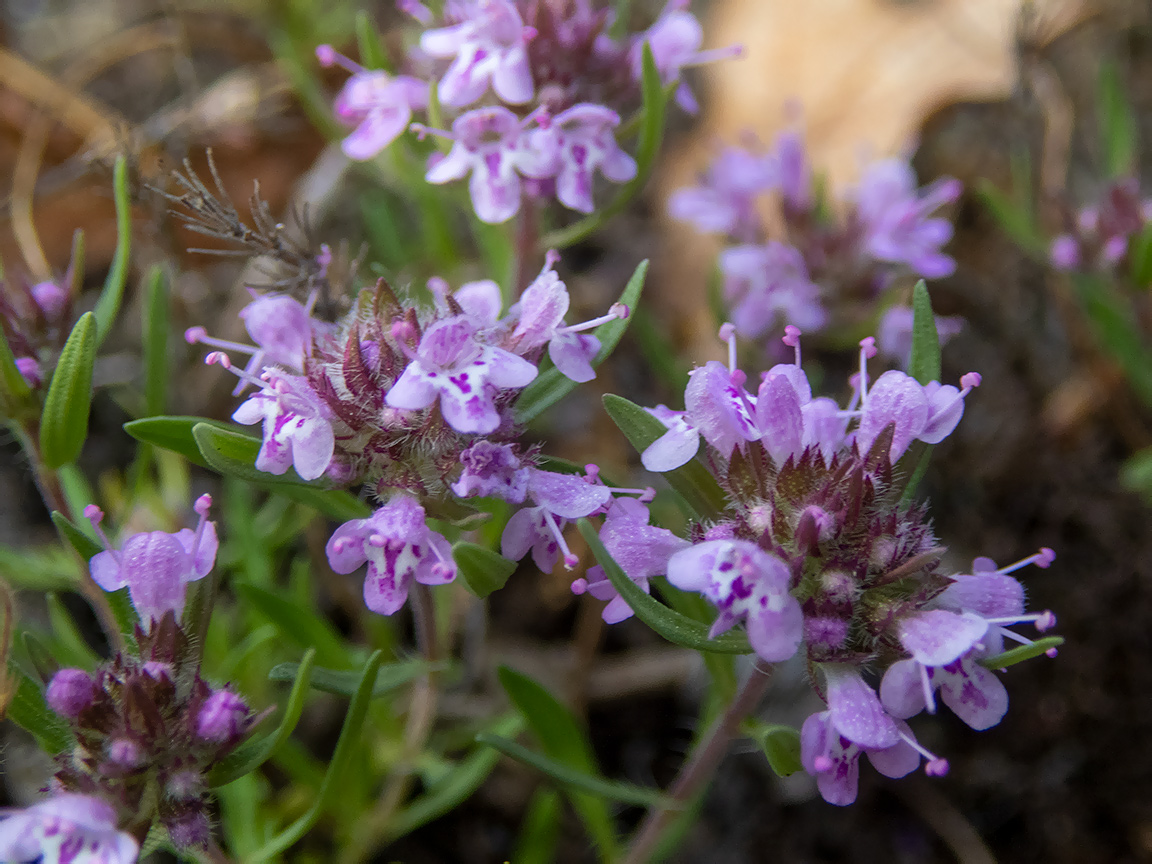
[683,360,759,458]
[230,367,336,481]
[668,145,775,239]
[385,315,537,434]
[801,711,928,806]
[30,280,68,319]
[854,369,929,461]
[718,243,827,340]
[666,539,803,661]
[46,668,97,718]
[855,160,961,278]
[195,690,250,744]
[0,793,138,864]
[774,129,811,212]
[545,104,637,214]
[15,356,41,387]
[822,664,900,749]
[509,254,628,382]
[876,305,964,370]
[631,2,739,114]
[1049,234,1081,270]
[571,499,690,623]
[420,0,535,107]
[237,293,316,371]
[85,496,218,628]
[452,441,531,502]
[641,405,699,472]
[422,107,552,223]
[326,495,457,615]
[502,469,613,570]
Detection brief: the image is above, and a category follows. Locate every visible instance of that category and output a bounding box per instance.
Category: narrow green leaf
[142,266,169,417]
[579,519,750,655]
[209,650,316,787]
[246,651,382,863]
[540,44,667,248]
[477,733,670,807]
[190,422,371,521]
[385,714,523,840]
[514,260,648,424]
[355,10,392,71]
[754,723,802,777]
[125,416,248,468]
[1099,59,1137,178]
[22,631,59,681]
[46,594,100,669]
[234,583,352,670]
[0,321,32,416]
[602,393,727,520]
[93,156,132,345]
[39,312,97,468]
[1070,272,1152,408]
[980,636,1063,670]
[50,511,102,560]
[498,665,619,860]
[1129,221,1152,289]
[512,788,562,864]
[453,541,516,599]
[5,668,74,754]
[907,281,941,385]
[267,658,432,698]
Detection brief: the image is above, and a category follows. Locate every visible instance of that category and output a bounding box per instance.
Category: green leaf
[540,44,667,248]
[578,519,750,654]
[93,156,132,345]
[1121,446,1152,499]
[39,312,97,468]
[209,649,316,787]
[355,10,392,71]
[190,422,371,521]
[453,542,516,599]
[1099,59,1137,178]
[1129,221,1152,289]
[0,320,32,417]
[234,583,352,670]
[498,665,618,860]
[125,416,247,468]
[477,733,670,807]
[267,658,432,698]
[385,714,523,840]
[1070,272,1152,408]
[50,511,102,560]
[754,723,802,777]
[5,667,74,754]
[514,259,648,425]
[601,393,727,520]
[512,788,562,864]
[980,636,1063,670]
[907,281,941,385]
[142,266,169,417]
[46,593,100,669]
[245,651,382,863]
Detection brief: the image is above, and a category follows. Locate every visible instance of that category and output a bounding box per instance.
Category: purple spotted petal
[824,664,900,749]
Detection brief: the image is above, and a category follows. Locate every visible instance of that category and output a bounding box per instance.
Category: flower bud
[106,738,144,770]
[30,280,68,319]
[164,810,211,849]
[165,770,204,803]
[46,668,97,718]
[195,690,249,743]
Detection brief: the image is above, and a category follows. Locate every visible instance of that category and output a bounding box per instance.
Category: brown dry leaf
[656,0,1092,360]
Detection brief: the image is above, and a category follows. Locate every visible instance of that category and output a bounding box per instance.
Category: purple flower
[543,104,637,214]
[31,280,69,320]
[800,711,924,806]
[195,690,250,744]
[452,441,531,502]
[631,3,739,114]
[86,496,218,629]
[237,293,316,371]
[718,243,827,340]
[684,361,759,458]
[230,368,336,481]
[420,0,535,107]
[822,664,901,749]
[774,130,811,212]
[854,370,930,461]
[1049,234,1081,270]
[0,793,139,864]
[854,160,961,279]
[385,315,537,434]
[668,145,775,239]
[335,70,428,160]
[640,405,699,472]
[666,539,803,661]
[423,107,551,223]
[571,499,690,623]
[46,669,97,718]
[16,356,41,388]
[502,469,613,570]
[326,495,457,616]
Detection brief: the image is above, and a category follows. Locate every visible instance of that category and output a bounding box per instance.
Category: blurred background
[2,0,1152,861]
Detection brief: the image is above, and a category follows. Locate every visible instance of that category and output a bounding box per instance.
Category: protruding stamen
[858,337,877,403]
[682,43,745,68]
[188,494,214,563]
[570,577,589,595]
[560,303,630,336]
[541,510,579,570]
[1035,610,1057,632]
[924,758,950,777]
[315,44,363,74]
[84,505,114,552]
[959,371,982,392]
[206,351,274,392]
[397,0,432,24]
[719,323,738,374]
[998,547,1056,574]
[187,329,259,356]
[919,662,937,714]
[896,727,948,776]
[782,325,802,366]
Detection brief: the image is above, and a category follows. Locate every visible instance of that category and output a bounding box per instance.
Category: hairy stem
[622,662,774,864]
